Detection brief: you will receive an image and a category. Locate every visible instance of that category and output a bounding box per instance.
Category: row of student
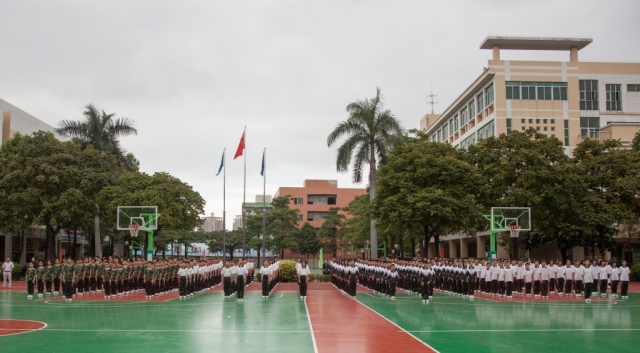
[324,257,632,304]
[294,258,311,299]
[329,260,360,299]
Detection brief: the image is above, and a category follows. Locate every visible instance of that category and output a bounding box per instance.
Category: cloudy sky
[1,1,639,228]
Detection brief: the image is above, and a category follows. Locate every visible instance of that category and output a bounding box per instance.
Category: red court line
[306,286,437,353]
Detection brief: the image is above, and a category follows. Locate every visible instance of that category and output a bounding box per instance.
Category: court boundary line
[356,298,440,353]
[36,328,319,333]
[0,319,47,337]
[403,328,640,333]
[303,299,319,353]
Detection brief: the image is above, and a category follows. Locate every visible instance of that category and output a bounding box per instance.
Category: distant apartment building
[274,179,367,229]
[420,36,640,155]
[418,37,640,262]
[233,215,243,230]
[200,212,224,232]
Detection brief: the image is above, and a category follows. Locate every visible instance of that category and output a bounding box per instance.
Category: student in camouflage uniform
[45,260,54,295]
[63,258,75,301]
[103,261,111,298]
[96,258,104,293]
[89,258,97,293]
[36,260,45,298]
[53,259,62,295]
[83,258,91,294]
[26,262,37,299]
[144,262,155,299]
[116,262,124,296]
[75,259,84,296]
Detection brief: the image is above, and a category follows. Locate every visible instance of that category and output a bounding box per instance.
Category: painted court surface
[1,282,639,353]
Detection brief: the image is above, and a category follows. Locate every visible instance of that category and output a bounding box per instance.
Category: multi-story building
[200,212,225,232]
[274,179,367,229]
[242,195,273,216]
[1,98,89,264]
[421,36,640,155]
[419,37,640,261]
[232,215,243,230]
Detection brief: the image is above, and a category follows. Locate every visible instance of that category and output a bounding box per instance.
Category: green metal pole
[489,230,497,266]
[147,230,154,263]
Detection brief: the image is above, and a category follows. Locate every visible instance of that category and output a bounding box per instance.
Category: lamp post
[124,240,129,259]
[173,239,178,258]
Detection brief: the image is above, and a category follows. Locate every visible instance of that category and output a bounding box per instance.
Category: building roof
[480,36,593,51]
[243,202,273,209]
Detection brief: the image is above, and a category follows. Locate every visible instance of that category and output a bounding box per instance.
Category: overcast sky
[1,1,639,229]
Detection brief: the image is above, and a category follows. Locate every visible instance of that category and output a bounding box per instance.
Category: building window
[536,119,540,124]
[543,119,548,124]
[307,195,337,205]
[507,81,566,101]
[477,92,484,112]
[459,133,477,150]
[580,117,600,139]
[293,198,303,205]
[437,129,441,142]
[297,214,303,221]
[606,84,622,111]
[521,126,526,131]
[628,84,640,92]
[551,119,555,124]
[453,115,459,132]
[579,80,599,110]
[460,108,467,126]
[468,100,475,117]
[485,83,494,106]
[544,126,548,131]
[307,211,334,222]
[564,120,570,146]
[443,124,448,139]
[506,118,512,135]
[521,119,526,124]
[536,126,540,131]
[529,119,533,124]
[551,126,555,131]
[477,120,495,141]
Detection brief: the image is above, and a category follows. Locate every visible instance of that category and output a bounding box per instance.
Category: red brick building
[274,179,367,229]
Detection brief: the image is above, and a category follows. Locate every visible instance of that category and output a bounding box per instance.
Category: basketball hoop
[509,225,521,238]
[129,224,141,238]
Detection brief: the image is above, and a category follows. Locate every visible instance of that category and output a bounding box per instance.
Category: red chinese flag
[234,132,245,159]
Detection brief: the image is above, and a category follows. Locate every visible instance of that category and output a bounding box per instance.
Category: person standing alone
[2,258,13,288]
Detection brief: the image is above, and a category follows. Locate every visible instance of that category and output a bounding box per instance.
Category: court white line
[356,299,440,353]
[38,329,318,333]
[303,299,319,353]
[0,319,47,337]
[403,328,640,333]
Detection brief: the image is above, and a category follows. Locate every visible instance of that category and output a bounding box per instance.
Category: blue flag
[260,150,265,176]
[216,151,224,176]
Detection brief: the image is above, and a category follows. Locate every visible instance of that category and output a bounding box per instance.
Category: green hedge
[279,260,297,282]
[11,262,23,281]
[631,263,640,282]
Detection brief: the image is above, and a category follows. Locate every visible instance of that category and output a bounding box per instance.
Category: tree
[0,132,120,261]
[327,87,403,259]
[98,172,206,257]
[374,137,484,258]
[207,229,243,260]
[573,138,640,256]
[467,129,573,259]
[55,103,139,257]
[266,196,300,258]
[340,194,371,251]
[298,223,321,259]
[319,208,346,257]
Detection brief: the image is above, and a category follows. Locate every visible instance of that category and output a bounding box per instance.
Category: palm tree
[56,103,138,170]
[327,87,403,259]
[55,103,138,258]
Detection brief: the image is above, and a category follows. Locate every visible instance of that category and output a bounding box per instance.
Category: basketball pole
[242,126,246,258]
[223,148,226,262]
[262,147,266,262]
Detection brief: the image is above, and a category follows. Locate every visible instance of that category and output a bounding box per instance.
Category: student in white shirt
[610,261,620,298]
[619,261,630,299]
[573,260,584,296]
[532,261,541,297]
[504,263,514,299]
[556,259,565,295]
[582,260,594,303]
[599,261,611,298]
[222,261,233,298]
[564,260,574,295]
[540,260,549,298]
[299,260,310,299]
[235,259,248,302]
[523,263,533,296]
[261,260,271,299]
[2,258,13,288]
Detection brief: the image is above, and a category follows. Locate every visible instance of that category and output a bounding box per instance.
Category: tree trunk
[45,225,56,262]
[399,234,404,258]
[512,237,519,260]
[434,234,440,258]
[558,246,569,263]
[369,155,378,260]
[410,238,415,259]
[94,204,102,258]
[421,226,428,258]
[73,228,78,260]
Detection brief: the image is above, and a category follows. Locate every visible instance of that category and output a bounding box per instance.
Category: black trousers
[491,280,498,294]
[565,280,573,294]
[46,280,52,293]
[525,282,532,294]
[224,277,231,296]
[600,279,608,294]
[621,281,629,296]
[180,277,187,296]
[97,277,103,291]
[64,281,73,299]
[77,278,84,293]
[533,280,540,295]
[110,280,117,294]
[585,282,593,299]
[506,281,513,297]
[54,278,61,292]
[90,277,96,291]
[517,279,524,293]
[28,281,35,295]
[557,278,564,293]
[390,282,396,297]
[237,277,245,299]
[575,280,583,294]
[498,281,505,295]
[541,280,549,296]
[611,280,619,294]
[262,275,269,296]
[104,281,111,296]
[37,279,44,293]
[549,278,556,292]
[145,280,153,296]
[300,275,307,296]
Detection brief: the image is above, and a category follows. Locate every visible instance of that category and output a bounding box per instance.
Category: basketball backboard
[484,207,531,232]
[117,206,159,231]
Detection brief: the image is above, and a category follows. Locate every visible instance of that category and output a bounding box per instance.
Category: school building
[274,179,367,229]
[419,36,640,263]
[0,98,91,265]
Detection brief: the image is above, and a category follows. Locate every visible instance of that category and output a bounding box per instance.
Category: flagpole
[262,148,266,260]
[242,126,246,258]
[223,148,226,262]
